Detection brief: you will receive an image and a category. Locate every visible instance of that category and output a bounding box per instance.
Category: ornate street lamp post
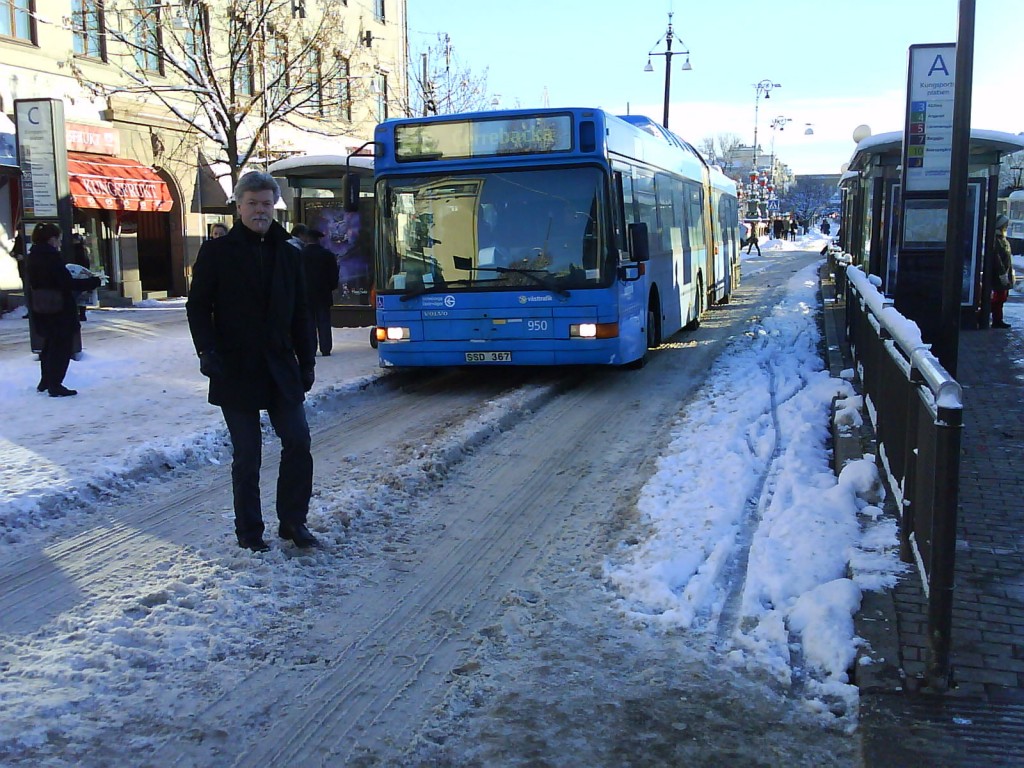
[751,80,781,172]
[644,12,692,130]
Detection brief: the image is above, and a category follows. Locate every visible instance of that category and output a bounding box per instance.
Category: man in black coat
[186,171,319,552]
[301,228,340,356]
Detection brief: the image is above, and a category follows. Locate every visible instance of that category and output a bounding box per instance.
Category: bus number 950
[527,320,548,332]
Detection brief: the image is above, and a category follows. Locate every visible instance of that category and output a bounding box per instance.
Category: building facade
[0,0,408,303]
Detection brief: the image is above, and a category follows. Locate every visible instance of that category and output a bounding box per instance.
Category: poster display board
[303,198,374,306]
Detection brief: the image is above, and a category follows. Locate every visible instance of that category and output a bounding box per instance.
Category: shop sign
[66,122,120,155]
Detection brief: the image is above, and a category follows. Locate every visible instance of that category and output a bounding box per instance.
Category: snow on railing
[845,264,962,412]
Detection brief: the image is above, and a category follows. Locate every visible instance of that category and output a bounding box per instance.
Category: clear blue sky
[407,0,1023,175]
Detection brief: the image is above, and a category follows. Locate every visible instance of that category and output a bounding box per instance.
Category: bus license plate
[465,351,512,363]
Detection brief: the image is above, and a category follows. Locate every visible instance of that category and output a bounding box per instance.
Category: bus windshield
[376,167,608,294]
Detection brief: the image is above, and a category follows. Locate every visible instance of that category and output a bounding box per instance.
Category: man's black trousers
[221,399,313,542]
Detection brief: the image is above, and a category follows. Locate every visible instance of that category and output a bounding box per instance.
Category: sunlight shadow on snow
[92,318,166,339]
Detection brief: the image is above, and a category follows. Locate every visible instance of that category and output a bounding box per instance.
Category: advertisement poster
[303,199,374,305]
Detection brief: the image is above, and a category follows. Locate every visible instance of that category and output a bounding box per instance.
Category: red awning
[67,152,174,212]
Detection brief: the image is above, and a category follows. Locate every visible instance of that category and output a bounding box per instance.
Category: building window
[180,0,209,78]
[266,34,289,108]
[130,0,162,73]
[230,19,255,98]
[374,0,384,21]
[334,56,351,121]
[71,0,103,58]
[299,48,323,116]
[375,72,388,122]
[0,0,35,43]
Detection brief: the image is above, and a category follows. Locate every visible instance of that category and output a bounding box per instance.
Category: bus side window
[686,182,705,250]
[633,169,658,255]
[612,171,627,253]
[621,171,636,223]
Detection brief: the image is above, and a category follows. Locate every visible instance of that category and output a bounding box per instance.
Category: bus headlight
[570,322,618,339]
[383,326,410,341]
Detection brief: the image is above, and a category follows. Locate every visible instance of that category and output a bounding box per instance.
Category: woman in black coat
[26,222,101,397]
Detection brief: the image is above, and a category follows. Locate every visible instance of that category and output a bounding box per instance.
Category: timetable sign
[904,43,956,191]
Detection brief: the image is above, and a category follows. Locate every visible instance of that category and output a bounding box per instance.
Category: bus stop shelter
[838,129,1024,335]
[268,154,375,328]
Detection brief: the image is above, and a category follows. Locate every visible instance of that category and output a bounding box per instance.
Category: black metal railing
[840,261,963,690]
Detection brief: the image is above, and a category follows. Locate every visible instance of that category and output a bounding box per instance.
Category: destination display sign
[395,115,573,161]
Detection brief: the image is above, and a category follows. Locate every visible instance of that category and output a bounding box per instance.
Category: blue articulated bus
[368,107,739,367]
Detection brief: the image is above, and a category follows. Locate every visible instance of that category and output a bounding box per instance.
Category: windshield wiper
[490,266,571,297]
[450,255,570,298]
[399,278,502,302]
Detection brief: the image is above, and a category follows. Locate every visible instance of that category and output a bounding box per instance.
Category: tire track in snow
[712,355,783,649]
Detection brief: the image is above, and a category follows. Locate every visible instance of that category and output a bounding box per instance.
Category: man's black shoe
[993,320,1011,329]
[36,381,46,393]
[49,385,78,397]
[238,536,270,552]
[279,523,318,548]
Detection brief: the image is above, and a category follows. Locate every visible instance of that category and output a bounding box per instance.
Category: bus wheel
[646,302,661,349]
[624,303,658,370]
[686,276,704,331]
[370,327,379,348]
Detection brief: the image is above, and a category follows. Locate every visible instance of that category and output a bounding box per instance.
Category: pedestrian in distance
[186,171,319,552]
[26,222,101,397]
[991,214,1015,329]
[789,218,798,241]
[742,221,761,256]
[287,222,309,251]
[300,228,340,356]
[71,234,91,321]
[11,231,25,284]
[821,218,831,237]
[210,222,229,239]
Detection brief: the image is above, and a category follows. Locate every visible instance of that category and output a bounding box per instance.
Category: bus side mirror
[342,174,360,213]
[628,222,650,262]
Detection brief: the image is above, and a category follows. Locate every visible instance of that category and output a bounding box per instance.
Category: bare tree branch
[73,0,374,187]
[399,33,490,117]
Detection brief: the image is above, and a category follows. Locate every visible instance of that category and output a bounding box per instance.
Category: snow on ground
[4,229,1009,754]
[0,302,384,541]
[608,247,899,722]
